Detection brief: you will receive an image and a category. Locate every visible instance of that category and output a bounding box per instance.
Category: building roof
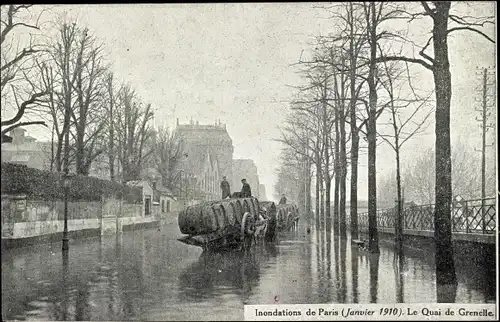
[173,122,233,176]
[233,159,257,170]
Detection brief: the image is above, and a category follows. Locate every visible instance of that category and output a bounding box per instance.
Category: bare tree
[44,22,80,172]
[114,84,155,183]
[155,125,182,190]
[377,58,434,250]
[363,1,381,253]
[71,27,107,175]
[278,107,318,225]
[103,72,117,181]
[1,5,49,138]
[404,138,490,205]
[373,1,495,285]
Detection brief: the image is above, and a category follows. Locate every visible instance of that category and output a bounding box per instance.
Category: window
[167,200,171,212]
[162,200,165,213]
[144,196,151,216]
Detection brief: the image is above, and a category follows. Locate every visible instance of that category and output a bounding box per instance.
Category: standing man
[241,178,252,197]
[279,194,287,205]
[220,176,231,199]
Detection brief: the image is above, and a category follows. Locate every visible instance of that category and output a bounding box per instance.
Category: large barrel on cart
[177,197,271,251]
[275,203,300,231]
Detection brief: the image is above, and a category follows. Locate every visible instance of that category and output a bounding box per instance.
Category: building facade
[1,128,52,171]
[173,119,234,201]
[259,184,267,201]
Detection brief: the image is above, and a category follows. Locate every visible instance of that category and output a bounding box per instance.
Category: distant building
[232,159,260,199]
[1,128,52,171]
[126,180,153,216]
[173,119,234,201]
[259,184,267,201]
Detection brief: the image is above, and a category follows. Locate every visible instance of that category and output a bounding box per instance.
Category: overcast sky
[9,3,496,201]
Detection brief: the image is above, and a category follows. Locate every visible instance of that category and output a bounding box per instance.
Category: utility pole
[475,67,495,230]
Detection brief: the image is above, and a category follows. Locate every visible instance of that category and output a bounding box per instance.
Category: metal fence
[358,198,496,234]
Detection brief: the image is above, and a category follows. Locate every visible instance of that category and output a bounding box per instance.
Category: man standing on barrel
[220,176,231,199]
[240,178,252,197]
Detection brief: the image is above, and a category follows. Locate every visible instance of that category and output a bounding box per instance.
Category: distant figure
[240,178,252,197]
[220,176,231,199]
[306,227,311,234]
[278,194,287,205]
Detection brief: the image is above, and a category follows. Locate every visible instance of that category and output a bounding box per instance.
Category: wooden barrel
[277,208,285,227]
[251,198,260,215]
[221,201,236,226]
[242,199,251,215]
[183,206,205,235]
[201,205,218,233]
[212,204,226,230]
[232,199,243,223]
[178,208,189,234]
[248,198,257,217]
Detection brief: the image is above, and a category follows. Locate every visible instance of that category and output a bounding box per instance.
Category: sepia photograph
[0,2,497,321]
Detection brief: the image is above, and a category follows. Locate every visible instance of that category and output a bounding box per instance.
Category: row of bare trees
[1,7,182,188]
[277,1,494,286]
[378,138,496,206]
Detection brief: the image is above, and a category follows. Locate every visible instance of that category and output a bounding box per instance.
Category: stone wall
[1,195,159,243]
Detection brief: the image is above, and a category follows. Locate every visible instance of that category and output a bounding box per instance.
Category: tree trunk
[306,162,312,222]
[75,129,85,175]
[334,110,340,233]
[367,2,379,253]
[348,4,360,239]
[333,166,340,232]
[432,1,456,286]
[395,145,403,251]
[325,174,332,230]
[350,130,359,239]
[320,174,325,229]
[108,97,115,181]
[315,161,321,229]
[339,103,347,238]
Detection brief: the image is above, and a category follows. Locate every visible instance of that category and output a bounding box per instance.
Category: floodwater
[1,218,496,321]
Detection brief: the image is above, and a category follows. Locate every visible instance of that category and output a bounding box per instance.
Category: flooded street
[2,219,495,321]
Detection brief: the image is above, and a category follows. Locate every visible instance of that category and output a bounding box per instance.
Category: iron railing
[357,197,496,234]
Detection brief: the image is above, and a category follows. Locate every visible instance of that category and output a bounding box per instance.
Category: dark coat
[241,182,252,198]
[220,180,231,198]
[279,196,287,205]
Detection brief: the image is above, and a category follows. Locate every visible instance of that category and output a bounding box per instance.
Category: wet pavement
[1,218,496,321]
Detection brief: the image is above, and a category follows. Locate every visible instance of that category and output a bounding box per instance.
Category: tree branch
[447,26,495,43]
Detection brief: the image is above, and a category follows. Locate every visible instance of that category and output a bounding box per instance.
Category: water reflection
[339,236,347,303]
[61,251,69,321]
[351,245,359,303]
[436,283,458,303]
[369,253,380,303]
[393,250,405,303]
[178,250,261,302]
[1,223,496,321]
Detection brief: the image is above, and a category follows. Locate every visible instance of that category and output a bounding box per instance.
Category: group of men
[220,176,251,199]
